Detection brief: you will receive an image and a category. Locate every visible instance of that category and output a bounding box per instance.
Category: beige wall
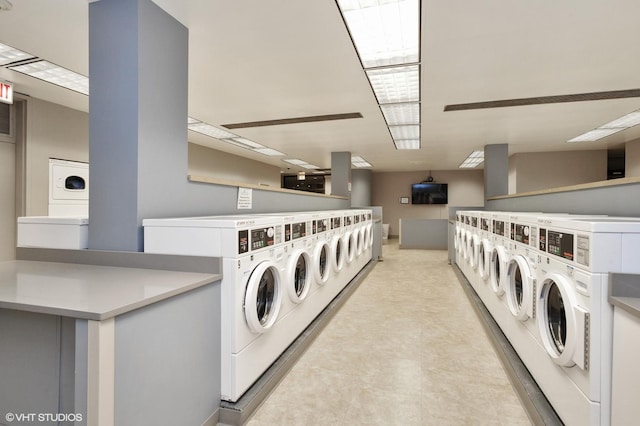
[371,170,484,237]
[25,98,89,216]
[188,143,282,187]
[0,141,15,261]
[626,138,640,178]
[510,150,607,193]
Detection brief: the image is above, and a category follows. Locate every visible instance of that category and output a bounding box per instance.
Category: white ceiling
[1,0,640,173]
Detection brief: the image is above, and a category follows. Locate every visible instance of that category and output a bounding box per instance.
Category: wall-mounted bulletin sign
[400,196,409,204]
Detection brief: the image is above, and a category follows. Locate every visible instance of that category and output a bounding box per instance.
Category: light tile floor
[247,242,532,425]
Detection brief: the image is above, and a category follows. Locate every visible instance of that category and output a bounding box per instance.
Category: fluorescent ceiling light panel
[366,65,419,104]
[300,163,320,170]
[567,127,622,142]
[0,42,34,66]
[351,155,372,167]
[600,110,640,129]
[393,139,420,149]
[226,137,264,149]
[459,150,484,168]
[187,116,200,124]
[380,102,419,125]
[188,122,237,139]
[338,0,419,68]
[389,124,419,140]
[253,147,285,156]
[284,159,307,166]
[9,60,89,95]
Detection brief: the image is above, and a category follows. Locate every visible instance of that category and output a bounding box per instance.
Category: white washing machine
[305,211,331,289]
[523,216,640,426]
[327,210,346,276]
[143,214,293,402]
[277,212,316,319]
[489,212,511,300]
[467,211,483,290]
[48,158,89,216]
[342,212,357,266]
[477,211,493,287]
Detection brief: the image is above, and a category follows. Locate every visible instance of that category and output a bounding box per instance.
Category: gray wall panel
[399,219,449,249]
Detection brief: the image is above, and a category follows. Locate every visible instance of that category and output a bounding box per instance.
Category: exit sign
[0,81,13,104]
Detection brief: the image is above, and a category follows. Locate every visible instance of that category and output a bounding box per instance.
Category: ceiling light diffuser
[226,137,264,149]
[567,127,622,143]
[188,122,237,139]
[459,150,485,168]
[187,116,200,124]
[366,65,419,104]
[389,124,419,140]
[8,60,89,95]
[600,110,640,129]
[0,42,33,66]
[381,102,420,125]
[253,147,285,156]
[393,139,420,150]
[351,155,372,167]
[284,159,308,166]
[338,0,419,68]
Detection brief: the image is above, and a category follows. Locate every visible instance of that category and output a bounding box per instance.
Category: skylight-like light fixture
[600,110,640,129]
[0,42,34,66]
[225,137,264,149]
[389,124,419,140]
[187,116,200,124]
[8,60,89,95]
[567,128,622,143]
[366,65,420,104]
[336,0,421,152]
[567,109,640,143]
[459,150,484,168]
[381,102,420,125]
[284,159,308,166]
[188,121,237,139]
[394,139,420,150]
[352,155,373,167]
[253,147,285,156]
[338,0,419,68]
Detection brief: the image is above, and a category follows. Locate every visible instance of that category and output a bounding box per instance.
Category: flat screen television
[411,183,448,205]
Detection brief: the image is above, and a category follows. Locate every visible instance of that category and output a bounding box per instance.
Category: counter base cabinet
[0,282,221,426]
[0,310,74,424]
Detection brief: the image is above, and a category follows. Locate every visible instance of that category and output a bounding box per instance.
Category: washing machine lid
[18,216,89,225]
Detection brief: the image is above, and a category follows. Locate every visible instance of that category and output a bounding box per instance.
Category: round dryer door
[345,231,356,263]
[490,245,508,296]
[478,239,493,281]
[244,261,283,333]
[367,224,373,248]
[331,235,345,273]
[506,255,535,321]
[287,250,311,303]
[314,240,331,285]
[537,272,586,368]
[470,235,481,270]
[353,228,362,256]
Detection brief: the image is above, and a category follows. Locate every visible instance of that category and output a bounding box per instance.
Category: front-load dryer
[48,158,89,217]
[477,211,493,287]
[524,216,640,426]
[143,214,292,402]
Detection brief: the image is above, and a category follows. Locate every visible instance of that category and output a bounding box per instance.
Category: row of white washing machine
[455,210,640,426]
[143,209,373,403]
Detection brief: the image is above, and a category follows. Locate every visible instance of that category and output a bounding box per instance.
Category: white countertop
[0,260,221,320]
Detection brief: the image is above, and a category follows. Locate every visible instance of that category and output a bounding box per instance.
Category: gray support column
[484,144,509,199]
[331,152,352,199]
[351,169,371,207]
[88,0,188,251]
